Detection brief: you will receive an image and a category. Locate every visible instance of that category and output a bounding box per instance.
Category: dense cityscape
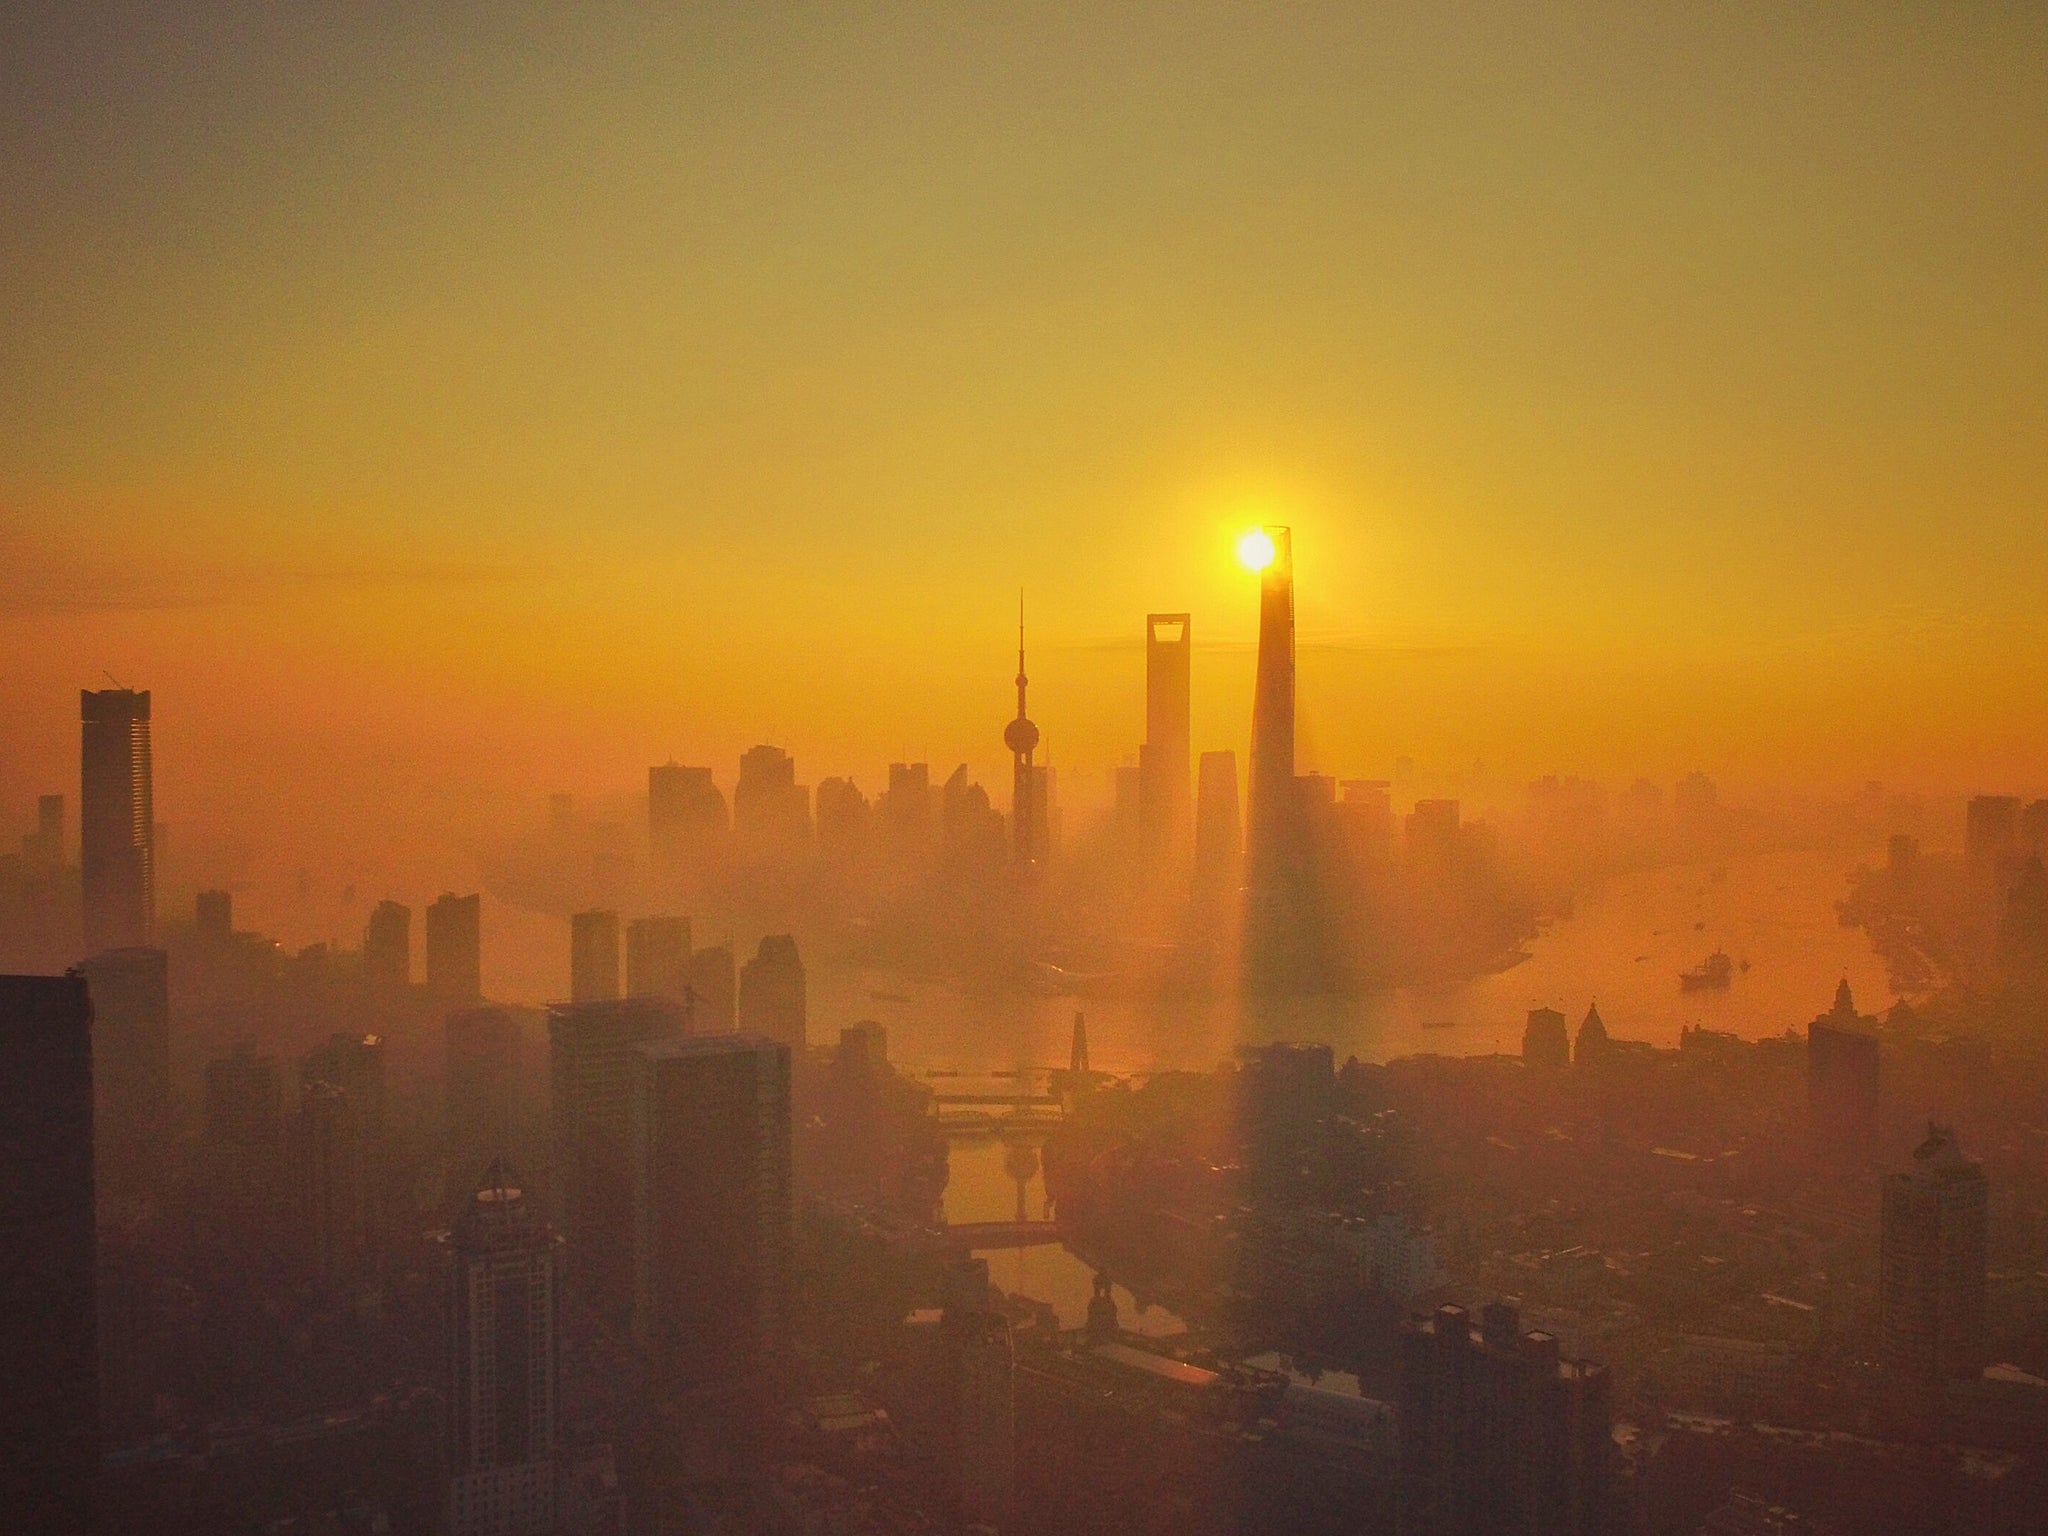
[8,525,2048,1535]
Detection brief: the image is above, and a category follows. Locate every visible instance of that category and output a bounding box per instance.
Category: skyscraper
[688,942,736,1033]
[1243,529,1307,986]
[1880,1123,1988,1386]
[81,687,154,953]
[1809,980,1880,1154]
[1139,612,1192,869]
[363,899,412,1003]
[1399,1302,1612,1536]
[294,1077,369,1288]
[1965,794,2021,873]
[548,995,684,1325]
[24,793,64,872]
[737,934,806,1051]
[570,910,621,1004]
[427,892,484,1012]
[630,1034,792,1395]
[625,914,692,1005]
[1004,597,1041,866]
[0,972,98,1535]
[443,1165,560,1536]
[195,887,232,945]
[78,945,171,1193]
[733,746,809,859]
[1523,1007,1571,1070]
[649,762,729,861]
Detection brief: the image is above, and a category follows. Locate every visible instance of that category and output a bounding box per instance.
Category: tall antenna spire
[1004,589,1041,865]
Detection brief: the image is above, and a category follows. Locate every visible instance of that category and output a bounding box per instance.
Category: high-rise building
[940,1257,1016,1529]
[447,1007,525,1172]
[1004,598,1041,866]
[570,910,621,1004]
[1400,1302,1611,1536]
[737,934,806,1051]
[1239,1041,1333,1184]
[733,746,809,859]
[427,893,484,1012]
[364,899,412,1003]
[1880,1123,1988,1386]
[1194,749,1241,889]
[0,973,98,1535]
[880,762,935,865]
[548,996,684,1325]
[1965,794,2021,874]
[78,945,171,1192]
[1244,529,1310,986]
[688,943,736,1033]
[625,915,692,1006]
[443,1166,560,1536]
[24,793,65,872]
[1523,1007,1571,1070]
[1139,612,1192,870]
[444,1163,561,1536]
[630,1034,792,1394]
[294,1077,369,1287]
[1337,779,1394,863]
[1809,980,1880,1153]
[81,687,154,953]
[1406,798,1462,872]
[648,762,729,861]
[303,1031,388,1145]
[206,1043,282,1146]
[814,777,871,862]
[195,887,232,945]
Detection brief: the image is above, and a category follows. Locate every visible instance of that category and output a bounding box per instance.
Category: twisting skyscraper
[1004,595,1040,866]
[1243,527,1310,986]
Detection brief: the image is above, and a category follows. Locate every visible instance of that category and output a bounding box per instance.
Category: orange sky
[4,3,2047,895]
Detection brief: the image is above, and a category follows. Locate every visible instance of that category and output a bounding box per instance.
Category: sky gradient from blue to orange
[4,3,2047,903]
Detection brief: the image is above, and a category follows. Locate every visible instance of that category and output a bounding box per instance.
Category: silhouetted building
[24,792,64,871]
[443,1165,560,1536]
[294,1077,369,1288]
[1524,1007,1571,1070]
[940,1257,1016,1528]
[734,745,809,859]
[548,996,684,1325]
[1194,749,1242,888]
[363,898,411,1003]
[79,945,170,1199]
[570,910,621,1004]
[1887,833,1920,881]
[1880,1124,1988,1386]
[1240,1041,1333,1183]
[1005,599,1042,866]
[631,1034,792,1394]
[206,1042,282,1146]
[303,1031,388,1145]
[0,972,98,1535]
[1809,980,1879,1153]
[1406,798,1462,872]
[625,914,692,1005]
[195,887,232,945]
[649,762,728,860]
[447,1007,524,1172]
[81,687,154,953]
[688,943,736,1032]
[815,777,871,861]
[738,933,806,1050]
[427,892,483,1011]
[880,762,935,865]
[1338,779,1394,863]
[1399,1301,1611,1536]
[1140,612,1192,870]
[1965,795,2021,873]
[1244,528,1315,986]
[1575,1003,1610,1066]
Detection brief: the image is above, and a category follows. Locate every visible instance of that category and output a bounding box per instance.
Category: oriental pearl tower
[1005,594,1040,866]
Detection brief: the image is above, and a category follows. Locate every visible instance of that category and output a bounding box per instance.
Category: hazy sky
[5,3,2046,872]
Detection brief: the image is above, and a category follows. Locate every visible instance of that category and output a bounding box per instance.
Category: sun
[1236,527,1277,572]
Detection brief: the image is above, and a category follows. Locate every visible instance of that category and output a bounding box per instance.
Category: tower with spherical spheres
[1004,595,1041,866]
